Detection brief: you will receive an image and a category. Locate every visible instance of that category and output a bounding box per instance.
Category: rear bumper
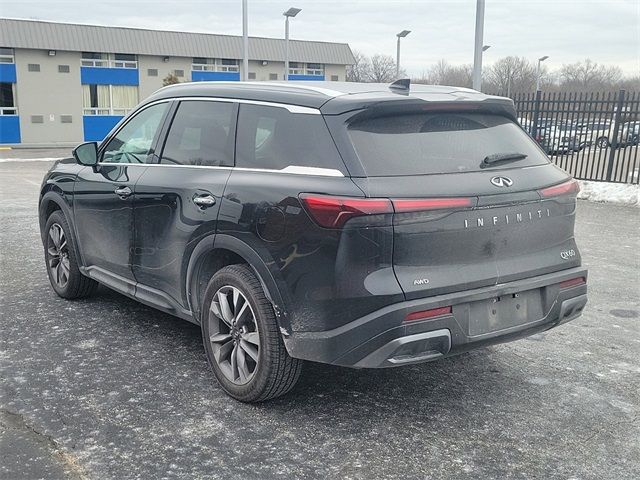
[284,267,588,368]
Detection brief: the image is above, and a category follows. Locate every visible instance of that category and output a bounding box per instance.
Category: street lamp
[482,45,491,52]
[242,0,248,81]
[536,55,549,91]
[396,30,411,79]
[472,0,485,90]
[283,7,302,81]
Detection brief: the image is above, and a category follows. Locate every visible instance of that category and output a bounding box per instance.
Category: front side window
[161,101,235,166]
[347,112,550,176]
[236,104,345,172]
[102,103,168,164]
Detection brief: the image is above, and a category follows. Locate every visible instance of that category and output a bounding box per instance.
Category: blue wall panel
[0,116,21,144]
[81,67,139,85]
[0,64,17,83]
[83,116,123,141]
[191,71,240,82]
[288,74,325,81]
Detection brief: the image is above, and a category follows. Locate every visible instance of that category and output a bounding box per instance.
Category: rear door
[344,110,582,300]
[132,99,237,308]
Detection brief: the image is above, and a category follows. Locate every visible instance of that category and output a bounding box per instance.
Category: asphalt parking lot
[1,155,639,480]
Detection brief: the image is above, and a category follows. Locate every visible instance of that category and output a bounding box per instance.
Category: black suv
[39,81,588,402]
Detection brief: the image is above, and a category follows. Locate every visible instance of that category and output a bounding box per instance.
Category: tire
[201,264,302,402]
[44,210,98,299]
[596,136,610,149]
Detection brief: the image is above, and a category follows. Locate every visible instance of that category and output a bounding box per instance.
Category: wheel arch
[186,234,292,335]
[39,191,77,251]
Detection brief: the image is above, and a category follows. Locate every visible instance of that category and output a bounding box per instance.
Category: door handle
[193,194,216,209]
[114,186,132,199]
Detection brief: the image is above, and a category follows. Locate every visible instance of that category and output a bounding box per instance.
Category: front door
[73,102,170,283]
[133,99,238,308]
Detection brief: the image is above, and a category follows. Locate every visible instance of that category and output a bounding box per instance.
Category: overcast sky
[3,0,639,76]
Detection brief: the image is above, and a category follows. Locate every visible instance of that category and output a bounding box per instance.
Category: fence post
[531,90,542,139]
[606,89,626,182]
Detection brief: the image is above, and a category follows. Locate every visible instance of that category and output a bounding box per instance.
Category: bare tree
[420,59,472,87]
[484,56,538,95]
[368,54,401,83]
[559,59,623,91]
[346,50,372,82]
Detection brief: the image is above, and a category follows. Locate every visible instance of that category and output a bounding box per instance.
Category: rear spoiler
[335,97,518,123]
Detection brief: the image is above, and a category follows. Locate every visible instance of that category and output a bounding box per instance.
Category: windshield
[347,112,550,176]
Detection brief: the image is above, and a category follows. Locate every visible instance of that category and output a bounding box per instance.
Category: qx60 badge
[490,176,514,187]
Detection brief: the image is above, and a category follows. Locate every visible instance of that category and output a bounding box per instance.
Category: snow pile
[578,180,639,207]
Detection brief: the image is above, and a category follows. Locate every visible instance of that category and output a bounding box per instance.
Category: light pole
[396,30,411,79]
[283,7,301,81]
[536,55,549,91]
[472,0,485,91]
[242,0,248,81]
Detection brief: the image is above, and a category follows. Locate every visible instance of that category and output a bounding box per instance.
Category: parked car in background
[595,120,639,148]
[39,81,588,402]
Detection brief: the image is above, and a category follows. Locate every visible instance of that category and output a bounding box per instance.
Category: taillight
[405,306,452,322]
[392,197,474,213]
[299,193,393,228]
[538,179,580,198]
[559,277,586,289]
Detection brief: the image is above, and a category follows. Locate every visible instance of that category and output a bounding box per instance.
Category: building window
[192,58,239,72]
[58,65,70,73]
[288,62,304,75]
[331,75,339,81]
[147,68,158,77]
[0,47,15,64]
[174,69,184,78]
[28,64,41,72]
[0,82,17,115]
[288,62,325,76]
[269,73,278,80]
[31,115,44,124]
[81,52,108,67]
[60,115,73,124]
[82,84,138,116]
[248,72,256,80]
[306,63,324,76]
[113,53,137,69]
[81,52,137,68]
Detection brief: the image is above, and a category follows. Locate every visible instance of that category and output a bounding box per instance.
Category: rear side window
[161,100,235,166]
[347,112,550,176]
[236,104,345,172]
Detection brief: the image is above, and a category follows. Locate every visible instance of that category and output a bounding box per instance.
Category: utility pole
[242,0,249,81]
[472,0,485,91]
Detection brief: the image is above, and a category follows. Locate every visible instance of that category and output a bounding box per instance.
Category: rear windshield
[347,112,549,176]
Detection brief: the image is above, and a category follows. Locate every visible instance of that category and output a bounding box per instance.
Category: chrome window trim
[155,96,320,115]
[98,162,344,177]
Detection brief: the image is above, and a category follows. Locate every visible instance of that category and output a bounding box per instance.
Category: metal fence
[509,90,639,184]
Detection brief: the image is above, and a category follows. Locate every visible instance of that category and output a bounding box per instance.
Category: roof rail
[389,78,411,93]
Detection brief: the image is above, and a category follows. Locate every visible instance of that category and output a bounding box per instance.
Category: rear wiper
[481,152,528,168]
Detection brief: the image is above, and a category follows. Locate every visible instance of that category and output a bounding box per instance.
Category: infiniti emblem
[490,176,514,187]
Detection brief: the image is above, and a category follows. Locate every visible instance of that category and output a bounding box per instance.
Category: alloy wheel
[47,223,70,289]
[208,285,260,385]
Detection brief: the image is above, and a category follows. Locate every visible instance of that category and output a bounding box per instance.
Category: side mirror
[73,142,98,166]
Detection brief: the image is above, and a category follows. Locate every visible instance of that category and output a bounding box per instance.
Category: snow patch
[578,180,639,207]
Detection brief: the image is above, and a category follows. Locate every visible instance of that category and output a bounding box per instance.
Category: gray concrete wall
[138,55,193,100]
[14,49,83,146]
